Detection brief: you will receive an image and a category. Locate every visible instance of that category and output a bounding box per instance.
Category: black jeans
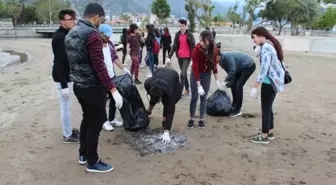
[153,54,159,66]
[178,58,191,92]
[122,48,126,64]
[162,47,171,65]
[261,83,276,133]
[107,91,116,121]
[74,85,107,166]
[231,63,256,111]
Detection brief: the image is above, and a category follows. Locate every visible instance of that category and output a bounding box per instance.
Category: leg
[162,48,166,65]
[189,73,198,119]
[132,56,140,80]
[199,73,211,120]
[261,84,275,134]
[73,85,87,157]
[181,58,191,92]
[139,48,143,64]
[57,83,73,138]
[107,91,116,122]
[235,63,256,111]
[230,81,237,109]
[122,49,126,64]
[154,54,159,66]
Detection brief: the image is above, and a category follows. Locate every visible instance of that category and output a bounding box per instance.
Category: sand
[0,38,335,185]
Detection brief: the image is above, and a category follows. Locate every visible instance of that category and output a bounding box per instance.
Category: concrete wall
[0,29,41,38]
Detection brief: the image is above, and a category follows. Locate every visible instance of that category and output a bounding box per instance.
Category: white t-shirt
[102,45,115,78]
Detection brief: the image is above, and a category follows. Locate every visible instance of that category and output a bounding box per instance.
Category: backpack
[152,39,160,54]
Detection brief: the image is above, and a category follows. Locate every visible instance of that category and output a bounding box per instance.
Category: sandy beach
[0,38,335,185]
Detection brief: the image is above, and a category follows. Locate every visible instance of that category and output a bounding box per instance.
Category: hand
[161,131,171,144]
[111,88,123,109]
[249,87,258,99]
[116,44,123,50]
[197,85,205,96]
[122,67,131,75]
[216,80,221,89]
[61,88,70,99]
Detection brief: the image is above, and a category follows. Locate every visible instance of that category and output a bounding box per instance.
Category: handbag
[280,61,292,84]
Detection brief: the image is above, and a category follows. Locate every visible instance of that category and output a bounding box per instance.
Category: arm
[168,33,178,58]
[108,41,125,69]
[190,33,196,49]
[52,34,69,89]
[254,49,272,88]
[191,48,200,83]
[86,32,115,90]
[213,51,219,81]
[224,55,237,88]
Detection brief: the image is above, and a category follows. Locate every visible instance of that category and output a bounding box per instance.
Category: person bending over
[144,68,182,143]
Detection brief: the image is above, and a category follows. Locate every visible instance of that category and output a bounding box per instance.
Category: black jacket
[168,30,195,58]
[160,34,172,49]
[52,26,70,89]
[219,52,255,87]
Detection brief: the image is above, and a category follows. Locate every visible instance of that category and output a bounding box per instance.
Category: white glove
[166,58,171,64]
[61,88,70,99]
[197,85,205,96]
[112,90,123,109]
[122,67,131,75]
[249,87,258,99]
[164,59,171,68]
[216,80,221,89]
[116,44,123,50]
[161,131,171,144]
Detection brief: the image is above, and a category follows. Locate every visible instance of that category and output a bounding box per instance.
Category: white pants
[56,82,73,137]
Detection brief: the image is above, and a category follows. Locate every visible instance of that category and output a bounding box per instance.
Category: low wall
[0,29,41,38]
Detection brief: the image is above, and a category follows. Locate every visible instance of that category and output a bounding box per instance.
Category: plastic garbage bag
[206,89,232,116]
[113,74,150,131]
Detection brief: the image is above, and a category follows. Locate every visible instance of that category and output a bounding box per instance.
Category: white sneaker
[110,119,123,127]
[103,121,114,131]
[147,72,152,78]
[140,64,144,68]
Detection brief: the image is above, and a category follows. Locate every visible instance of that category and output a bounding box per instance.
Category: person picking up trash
[144,68,182,144]
[219,51,256,117]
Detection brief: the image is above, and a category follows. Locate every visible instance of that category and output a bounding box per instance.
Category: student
[145,68,182,143]
[145,24,156,77]
[120,28,128,64]
[219,52,256,117]
[126,23,142,84]
[138,28,145,68]
[167,18,196,96]
[212,28,216,40]
[99,24,131,131]
[160,27,172,66]
[249,26,285,144]
[153,28,161,68]
[188,30,220,128]
[51,9,79,143]
[65,3,123,172]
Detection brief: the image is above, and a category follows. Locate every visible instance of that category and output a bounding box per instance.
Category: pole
[49,0,52,24]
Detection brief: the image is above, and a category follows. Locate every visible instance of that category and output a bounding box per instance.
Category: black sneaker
[268,133,275,140]
[134,79,142,84]
[250,133,269,144]
[72,128,80,137]
[198,120,205,129]
[79,155,87,165]
[229,108,242,118]
[63,134,79,144]
[187,120,194,128]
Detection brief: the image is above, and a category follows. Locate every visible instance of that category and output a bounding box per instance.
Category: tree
[120,13,131,22]
[150,0,170,24]
[213,14,226,25]
[35,0,70,24]
[227,1,245,28]
[20,5,37,24]
[185,0,198,32]
[6,0,22,26]
[0,0,7,18]
[311,7,336,30]
[244,0,263,32]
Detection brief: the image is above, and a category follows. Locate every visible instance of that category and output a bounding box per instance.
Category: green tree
[311,7,336,30]
[0,0,7,18]
[227,1,245,28]
[318,0,336,3]
[6,0,22,26]
[120,13,132,23]
[150,0,171,24]
[213,14,226,25]
[20,5,37,24]
[185,0,198,32]
[35,0,70,24]
[244,0,263,32]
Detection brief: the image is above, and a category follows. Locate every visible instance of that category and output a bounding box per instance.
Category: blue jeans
[146,49,154,74]
[189,72,211,119]
[56,82,73,137]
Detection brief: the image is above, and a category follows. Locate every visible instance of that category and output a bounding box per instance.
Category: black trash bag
[206,89,232,116]
[112,74,150,131]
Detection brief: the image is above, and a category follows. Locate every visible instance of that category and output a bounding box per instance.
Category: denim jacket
[256,42,285,92]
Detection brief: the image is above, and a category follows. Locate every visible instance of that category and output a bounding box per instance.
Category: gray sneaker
[86,159,114,173]
[250,133,269,144]
[63,134,79,144]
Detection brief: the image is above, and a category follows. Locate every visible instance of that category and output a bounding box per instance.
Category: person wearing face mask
[52,9,79,144]
[187,30,220,129]
[65,3,123,173]
[144,68,182,144]
[249,26,285,144]
[167,18,196,96]
[98,24,131,131]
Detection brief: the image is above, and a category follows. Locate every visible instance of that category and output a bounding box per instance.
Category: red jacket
[191,43,218,81]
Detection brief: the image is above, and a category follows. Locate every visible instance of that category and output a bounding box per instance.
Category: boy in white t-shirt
[99,24,131,131]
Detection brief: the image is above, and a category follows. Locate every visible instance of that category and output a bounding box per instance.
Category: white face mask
[254,45,261,57]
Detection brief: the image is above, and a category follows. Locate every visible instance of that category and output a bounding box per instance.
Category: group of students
[52,3,286,173]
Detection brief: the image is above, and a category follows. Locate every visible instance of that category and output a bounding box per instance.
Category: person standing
[160,27,172,66]
[52,9,79,143]
[98,24,131,131]
[65,3,123,172]
[120,28,128,64]
[153,28,161,68]
[126,23,142,84]
[249,26,285,144]
[212,28,216,40]
[219,52,256,117]
[167,18,196,96]
[187,30,220,129]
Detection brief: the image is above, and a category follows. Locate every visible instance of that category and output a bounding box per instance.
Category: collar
[59,26,69,33]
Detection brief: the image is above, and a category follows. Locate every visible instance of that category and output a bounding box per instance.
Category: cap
[99,24,113,37]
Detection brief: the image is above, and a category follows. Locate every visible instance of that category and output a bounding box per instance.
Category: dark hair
[58,9,76,21]
[200,30,215,70]
[205,27,210,30]
[251,26,284,61]
[83,3,105,18]
[163,27,170,35]
[178,18,187,25]
[146,24,154,30]
[149,86,162,104]
[154,28,160,37]
[129,24,138,33]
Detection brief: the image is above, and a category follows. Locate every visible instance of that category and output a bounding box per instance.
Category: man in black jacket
[167,18,195,96]
[52,9,78,144]
[219,52,256,117]
[144,68,182,144]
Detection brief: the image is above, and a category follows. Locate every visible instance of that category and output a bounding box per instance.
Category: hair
[122,28,128,44]
[205,27,210,30]
[149,86,162,104]
[58,9,76,21]
[129,23,138,33]
[163,27,170,35]
[178,18,187,25]
[83,3,105,18]
[154,28,160,37]
[200,30,215,70]
[251,26,284,61]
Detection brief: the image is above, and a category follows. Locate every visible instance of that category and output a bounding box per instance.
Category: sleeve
[168,35,172,44]
[168,33,178,58]
[213,50,218,74]
[52,34,68,89]
[256,48,272,83]
[108,41,118,62]
[224,55,237,88]
[191,48,200,81]
[190,33,196,49]
[86,32,115,90]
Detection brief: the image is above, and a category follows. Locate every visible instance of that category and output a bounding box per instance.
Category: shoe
[103,121,114,131]
[110,119,123,127]
[134,79,142,84]
[229,108,242,117]
[140,64,144,68]
[147,72,152,78]
[268,132,275,140]
[250,133,269,144]
[198,120,205,129]
[72,128,80,137]
[79,155,87,165]
[182,90,189,96]
[187,119,194,128]
[86,159,114,173]
[63,134,79,144]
